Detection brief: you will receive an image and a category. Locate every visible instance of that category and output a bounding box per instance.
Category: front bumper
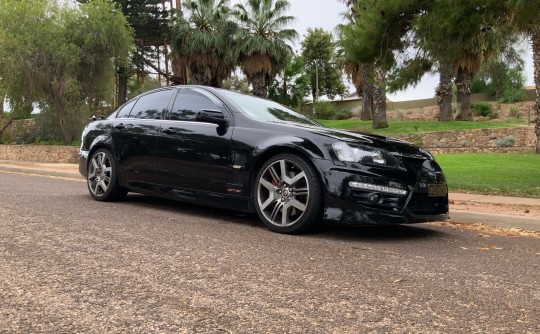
[317,159,449,225]
[79,150,89,178]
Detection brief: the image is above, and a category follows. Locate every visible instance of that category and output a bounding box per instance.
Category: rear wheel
[87,148,127,201]
[254,154,322,234]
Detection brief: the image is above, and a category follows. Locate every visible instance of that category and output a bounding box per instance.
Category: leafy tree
[0,0,133,144]
[268,55,310,109]
[472,39,526,102]
[78,0,172,105]
[301,28,346,109]
[172,0,237,87]
[339,0,418,128]
[233,0,298,97]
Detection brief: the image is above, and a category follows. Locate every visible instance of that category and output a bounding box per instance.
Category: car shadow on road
[119,194,447,241]
[312,223,446,242]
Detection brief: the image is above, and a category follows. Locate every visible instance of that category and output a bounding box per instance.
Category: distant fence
[328,88,536,114]
[387,89,535,111]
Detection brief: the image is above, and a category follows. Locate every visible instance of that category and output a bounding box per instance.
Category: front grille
[407,193,448,215]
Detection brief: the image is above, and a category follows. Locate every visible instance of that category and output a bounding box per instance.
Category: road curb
[0,166,83,180]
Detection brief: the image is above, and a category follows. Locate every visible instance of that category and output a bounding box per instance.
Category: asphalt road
[0,172,538,334]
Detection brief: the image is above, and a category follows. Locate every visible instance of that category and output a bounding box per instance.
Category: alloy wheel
[256,158,310,227]
[88,151,112,197]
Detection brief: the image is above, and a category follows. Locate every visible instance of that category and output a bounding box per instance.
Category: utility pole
[314,62,319,118]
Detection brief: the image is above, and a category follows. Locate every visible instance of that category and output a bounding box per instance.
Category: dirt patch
[450,200,540,219]
[431,221,540,239]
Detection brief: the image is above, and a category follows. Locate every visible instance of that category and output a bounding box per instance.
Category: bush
[472,102,497,119]
[313,101,335,120]
[494,136,516,147]
[509,106,521,119]
[334,110,353,120]
[472,102,492,116]
[499,88,525,103]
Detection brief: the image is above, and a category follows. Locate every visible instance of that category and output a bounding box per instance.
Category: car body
[79,85,448,233]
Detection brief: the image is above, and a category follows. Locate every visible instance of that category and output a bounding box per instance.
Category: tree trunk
[437,60,453,121]
[372,66,388,129]
[454,67,473,120]
[117,66,129,107]
[54,99,74,145]
[532,27,540,154]
[251,72,268,98]
[0,118,13,139]
[0,95,4,118]
[171,53,187,85]
[361,64,373,120]
[190,67,212,86]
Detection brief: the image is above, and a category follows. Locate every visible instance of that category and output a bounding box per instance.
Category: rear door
[111,88,175,185]
[156,88,233,194]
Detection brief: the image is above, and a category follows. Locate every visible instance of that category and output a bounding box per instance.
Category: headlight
[332,142,401,167]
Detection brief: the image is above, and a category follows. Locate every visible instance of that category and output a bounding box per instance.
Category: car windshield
[220,90,320,126]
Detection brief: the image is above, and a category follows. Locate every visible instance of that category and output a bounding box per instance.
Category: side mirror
[195,109,229,127]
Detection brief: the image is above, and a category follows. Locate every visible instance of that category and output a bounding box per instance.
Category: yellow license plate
[428,184,447,197]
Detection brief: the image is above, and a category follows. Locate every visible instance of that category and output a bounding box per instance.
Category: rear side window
[170,89,223,121]
[129,89,174,119]
[116,99,136,118]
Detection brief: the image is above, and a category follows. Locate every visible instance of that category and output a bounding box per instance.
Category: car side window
[170,89,223,121]
[116,99,137,118]
[128,89,174,119]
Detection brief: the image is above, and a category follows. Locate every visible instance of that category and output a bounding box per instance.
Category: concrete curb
[0,164,82,180]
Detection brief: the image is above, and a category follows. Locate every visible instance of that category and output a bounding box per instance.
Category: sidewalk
[1,159,539,232]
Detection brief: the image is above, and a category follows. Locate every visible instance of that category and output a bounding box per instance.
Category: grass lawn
[319,119,525,135]
[435,153,540,198]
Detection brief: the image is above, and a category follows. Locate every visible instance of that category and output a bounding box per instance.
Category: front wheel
[254,154,323,234]
[87,148,127,201]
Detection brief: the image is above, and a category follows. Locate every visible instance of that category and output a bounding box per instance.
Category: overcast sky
[280,0,535,101]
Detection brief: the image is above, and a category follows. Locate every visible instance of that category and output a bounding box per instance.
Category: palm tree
[172,0,237,87]
[505,0,540,153]
[338,0,373,120]
[233,0,297,97]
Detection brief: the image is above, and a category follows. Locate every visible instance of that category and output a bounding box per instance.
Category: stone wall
[393,127,536,154]
[0,145,79,163]
[0,127,536,163]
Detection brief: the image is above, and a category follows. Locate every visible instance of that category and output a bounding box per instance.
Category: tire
[254,153,323,234]
[87,148,127,202]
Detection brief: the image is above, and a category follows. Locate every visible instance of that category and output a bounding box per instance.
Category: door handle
[114,123,126,130]
[161,127,177,134]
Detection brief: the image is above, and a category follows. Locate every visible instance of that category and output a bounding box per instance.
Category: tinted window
[220,90,319,126]
[129,89,174,119]
[116,99,137,118]
[170,89,222,121]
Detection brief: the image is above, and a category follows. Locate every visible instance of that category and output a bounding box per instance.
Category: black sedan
[79,86,448,233]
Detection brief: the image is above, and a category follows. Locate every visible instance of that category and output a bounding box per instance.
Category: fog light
[369,193,382,204]
[349,181,407,196]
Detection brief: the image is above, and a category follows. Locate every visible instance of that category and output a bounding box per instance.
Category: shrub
[472,102,498,119]
[472,102,492,117]
[509,106,521,119]
[499,87,525,103]
[313,101,335,120]
[494,136,516,147]
[333,109,353,120]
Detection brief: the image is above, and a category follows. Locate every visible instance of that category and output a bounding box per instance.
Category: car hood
[275,121,433,160]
